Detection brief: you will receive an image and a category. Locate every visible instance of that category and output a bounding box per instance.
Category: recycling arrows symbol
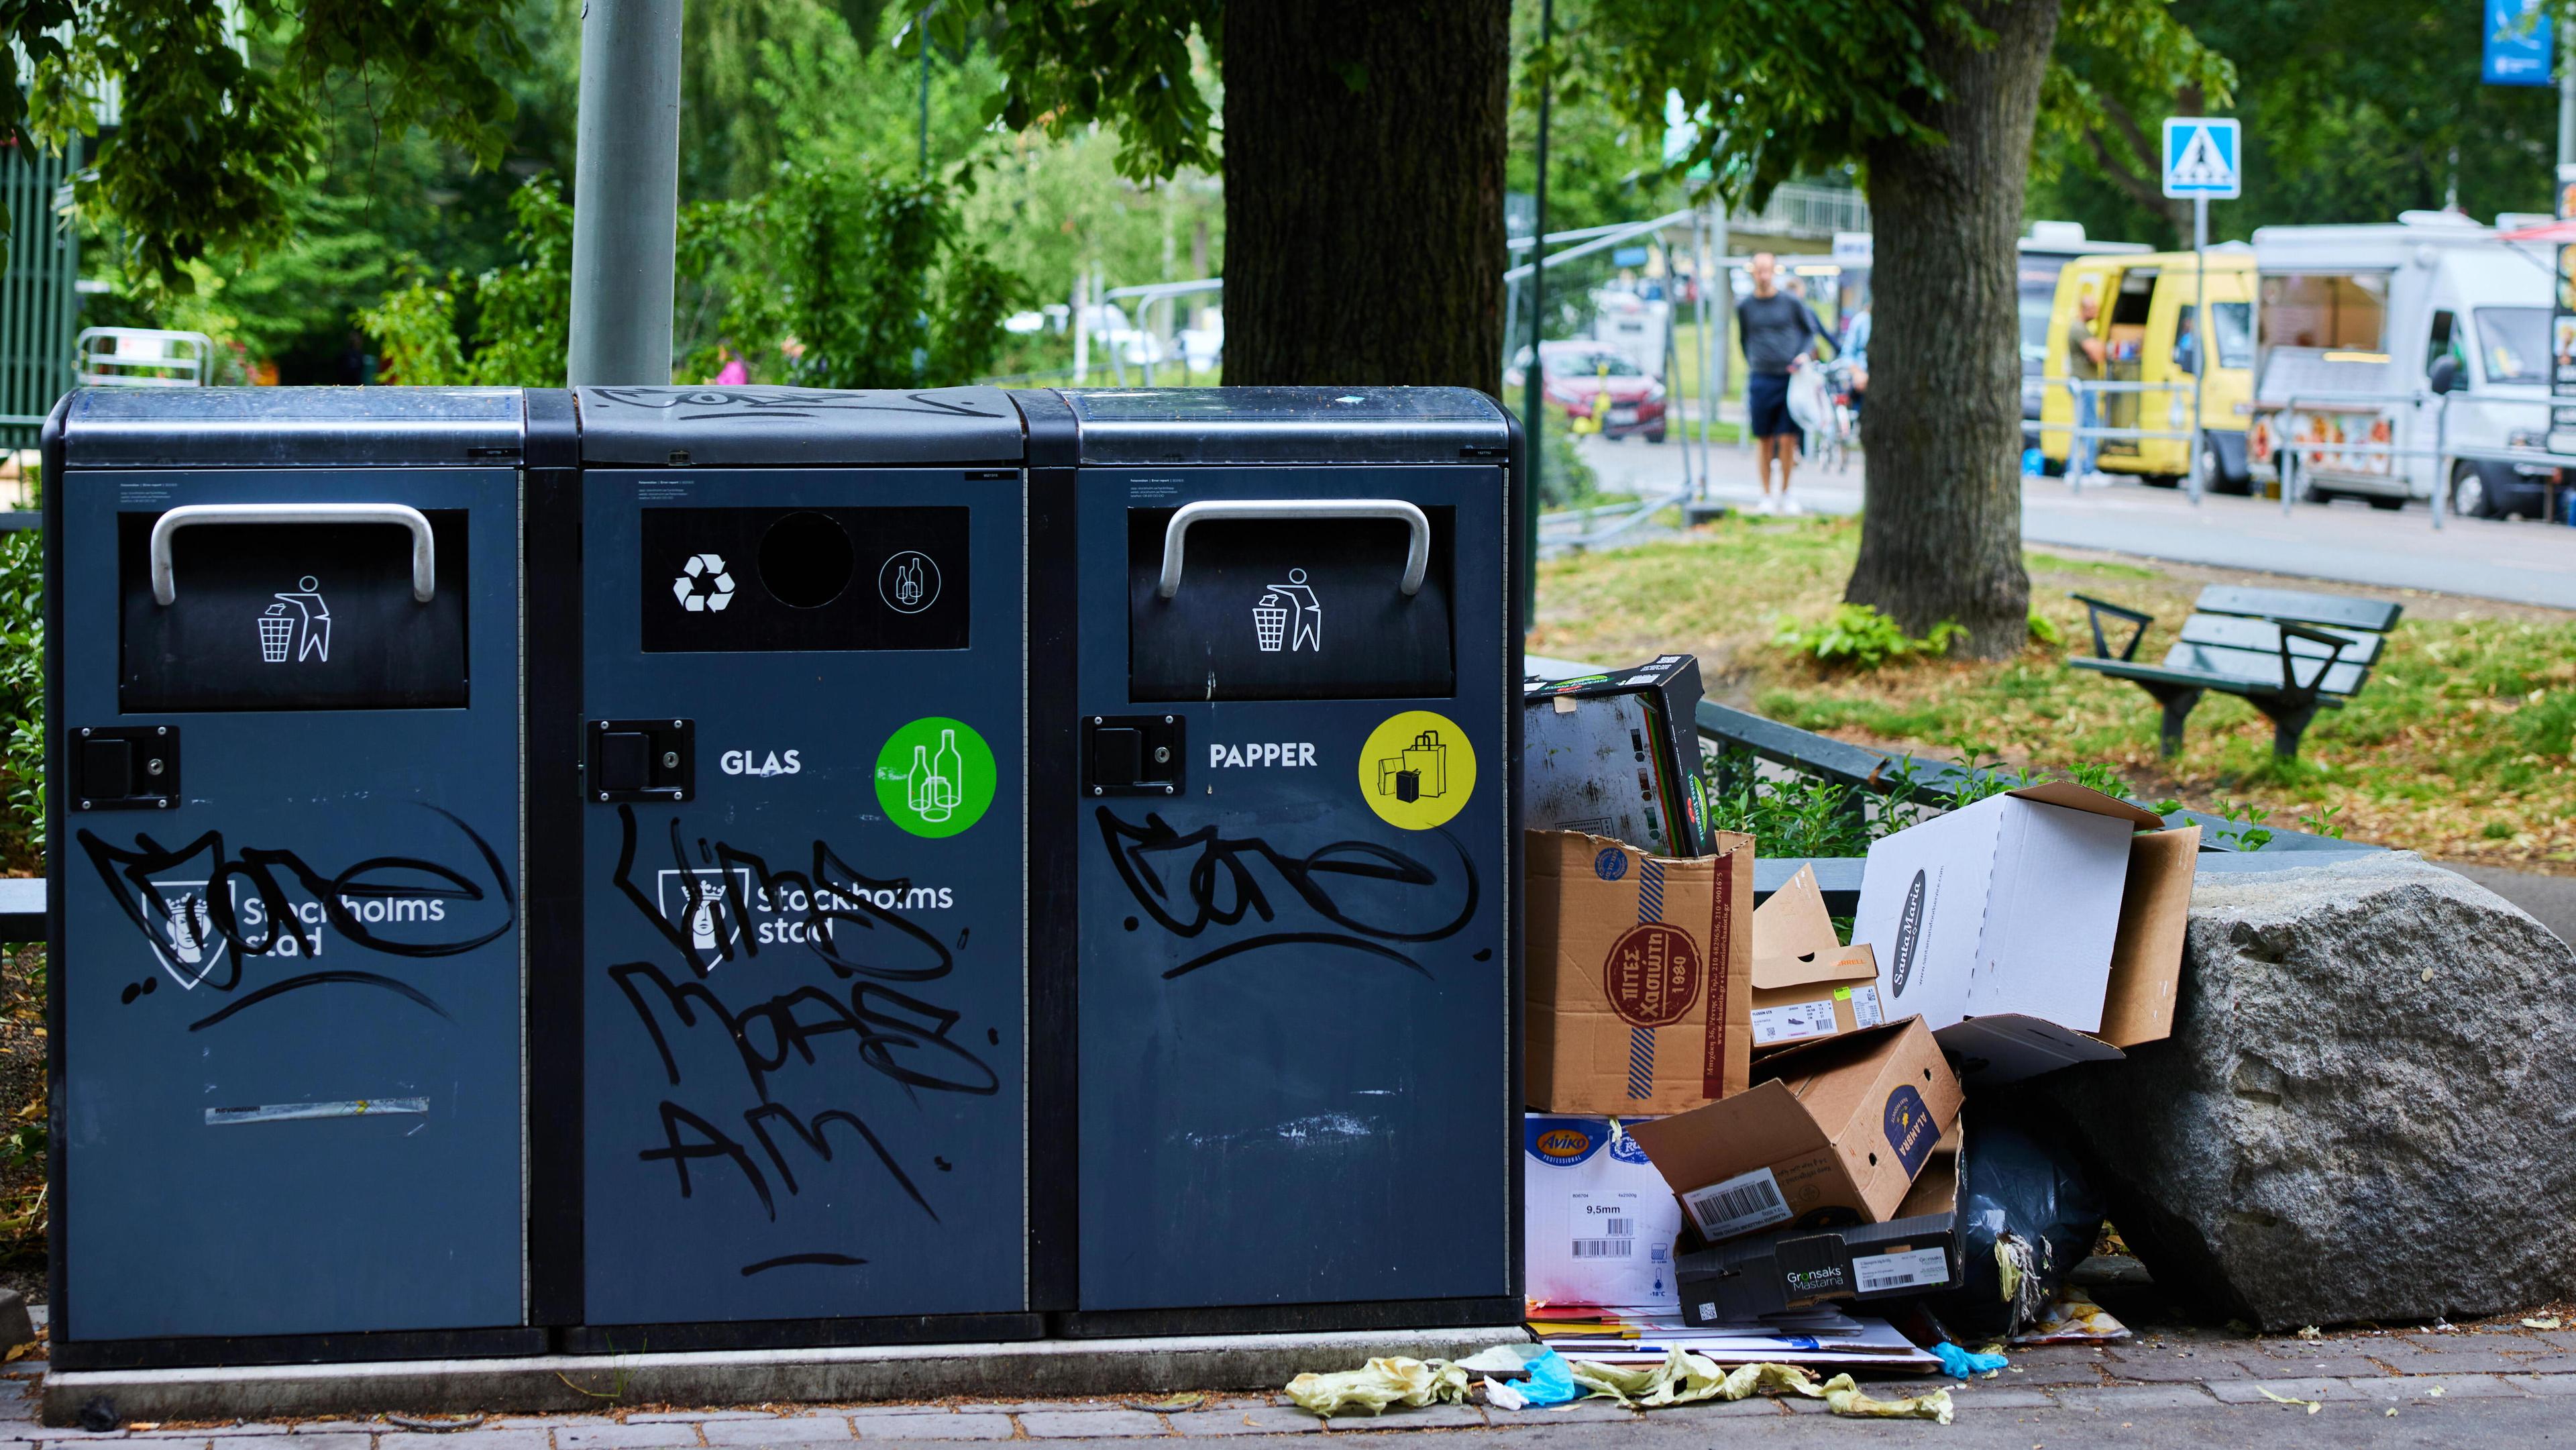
[672,552,737,612]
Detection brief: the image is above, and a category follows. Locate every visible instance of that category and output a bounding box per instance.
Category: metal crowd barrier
[2259,387,2575,529]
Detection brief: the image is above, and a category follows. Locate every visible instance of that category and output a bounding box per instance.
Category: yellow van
[2041,248,2256,490]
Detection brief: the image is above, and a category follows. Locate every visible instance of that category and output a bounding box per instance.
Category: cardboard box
[1526,829,1754,1115]
[1627,1019,1963,1245]
[1524,656,1715,857]
[1750,863,1885,1051]
[1523,1115,1683,1310]
[1849,783,2199,1083]
[1674,1121,1963,1324]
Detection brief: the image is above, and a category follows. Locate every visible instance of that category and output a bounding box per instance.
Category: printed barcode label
[1680,1166,1792,1239]
[1851,1246,1951,1294]
[1570,1239,1636,1259]
[1751,999,1837,1045]
[1600,1217,1635,1237]
[1849,984,1885,1029]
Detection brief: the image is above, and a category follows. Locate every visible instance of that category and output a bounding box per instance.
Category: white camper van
[2250,210,2561,516]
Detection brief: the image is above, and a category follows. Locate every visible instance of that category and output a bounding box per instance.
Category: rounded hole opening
[759,511,855,609]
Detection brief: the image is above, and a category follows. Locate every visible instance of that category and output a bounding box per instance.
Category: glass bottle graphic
[917,729,963,822]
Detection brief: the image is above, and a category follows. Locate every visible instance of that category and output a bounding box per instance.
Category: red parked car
[1505,341,1669,442]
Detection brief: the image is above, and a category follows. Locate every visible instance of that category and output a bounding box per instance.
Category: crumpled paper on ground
[2011,1293,2131,1345]
[1285,1357,1470,1416]
[1569,1347,1953,1422]
[1291,1347,1950,1425]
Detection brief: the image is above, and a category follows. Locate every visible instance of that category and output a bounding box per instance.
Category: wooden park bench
[2070,585,2402,759]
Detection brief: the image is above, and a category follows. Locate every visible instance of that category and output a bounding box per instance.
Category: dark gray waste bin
[543,387,1038,1349]
[45,387,539,1368]
[1018,387,1523,1335]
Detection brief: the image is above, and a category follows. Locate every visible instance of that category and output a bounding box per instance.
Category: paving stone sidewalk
[9,1318,2574,1446]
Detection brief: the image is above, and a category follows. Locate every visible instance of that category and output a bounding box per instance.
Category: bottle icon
[896,558,923,607]
[911,729,965,823]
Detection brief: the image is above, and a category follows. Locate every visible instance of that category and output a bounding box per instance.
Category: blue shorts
[1748,371,1799,442]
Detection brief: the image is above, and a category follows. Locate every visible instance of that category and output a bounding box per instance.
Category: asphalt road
[1570,437,2576,611]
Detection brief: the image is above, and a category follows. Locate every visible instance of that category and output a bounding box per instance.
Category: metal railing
[1689,696,2366,855]
[1733,183,1871,241]
[2257,386,2576,529]
[2031,377,2206,495]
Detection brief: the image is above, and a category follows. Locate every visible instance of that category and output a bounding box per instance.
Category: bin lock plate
[588,719,694,803]
[1083,715,1185,797]
[69,725,180,811]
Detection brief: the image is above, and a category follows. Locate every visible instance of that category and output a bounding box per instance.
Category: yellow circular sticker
[1358,710,1478,830]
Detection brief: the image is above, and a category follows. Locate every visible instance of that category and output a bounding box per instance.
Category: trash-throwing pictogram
[1255,568,1322,654]
[258,576,331,663]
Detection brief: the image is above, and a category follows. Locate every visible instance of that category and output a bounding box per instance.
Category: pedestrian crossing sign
[2162,117,2241,199]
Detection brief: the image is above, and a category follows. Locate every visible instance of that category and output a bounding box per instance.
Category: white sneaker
[1757,493,1778,515]
[1781,495,1804,516]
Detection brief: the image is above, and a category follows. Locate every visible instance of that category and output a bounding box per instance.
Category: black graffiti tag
[1094,806,1479,978]
[609,807,998,1274]
[76,805,514,1029]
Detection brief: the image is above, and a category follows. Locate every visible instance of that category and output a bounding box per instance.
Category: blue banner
[2485,0,2555,86]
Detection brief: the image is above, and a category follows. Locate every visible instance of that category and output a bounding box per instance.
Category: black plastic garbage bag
[1930,1108,2106,1341]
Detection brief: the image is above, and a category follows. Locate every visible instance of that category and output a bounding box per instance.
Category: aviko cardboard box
[1850,783,2200,1082]
[1750,863,1885,1051]
[1523,1115,1683,1310]
[1526,829,1754,1115]
[1627,1019,1963,1245]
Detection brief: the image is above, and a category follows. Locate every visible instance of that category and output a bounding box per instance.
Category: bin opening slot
[1126,506,1454,703]
[640,505,969,654]
[118,511,470,713]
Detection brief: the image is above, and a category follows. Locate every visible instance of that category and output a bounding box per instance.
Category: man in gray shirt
[1737,253,1831,513]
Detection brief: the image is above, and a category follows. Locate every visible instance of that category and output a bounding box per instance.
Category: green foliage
[2035,0,2561,248]
[363,167,1020,390]
[0,533,40,870]
[356,175,571,386]
[1560,0,2229,214]
[1774,605,1964,670]
[1702,740,2176,858]
[1536,425,1599,510]
[951,0,1221,183]
[358,269,470,386]
[708,166,1020,389]
[465,178,576,385]
[1702,747,1896,858]
[2515,690,2576,759]
[15,1,533,290]
[2027,611,2061,647]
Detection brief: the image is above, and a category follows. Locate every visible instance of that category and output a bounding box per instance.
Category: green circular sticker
[873,717,997,837]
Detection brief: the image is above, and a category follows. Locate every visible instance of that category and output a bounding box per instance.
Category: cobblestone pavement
[10,1316,2574,1448]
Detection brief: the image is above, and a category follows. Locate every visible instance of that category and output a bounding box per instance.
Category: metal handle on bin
[150,503,438,607]
[1157,499,1431,600]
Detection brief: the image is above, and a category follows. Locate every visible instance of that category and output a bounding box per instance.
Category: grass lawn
[1532,512,2576,866]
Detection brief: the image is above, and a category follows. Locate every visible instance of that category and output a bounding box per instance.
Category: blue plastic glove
[1932,1341,2009,1379]
[1521,1347,1580,1406]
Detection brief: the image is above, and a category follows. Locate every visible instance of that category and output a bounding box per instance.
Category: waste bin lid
[1059,386,1509,465]
[54,386,526,468]
[576,385,1025,467]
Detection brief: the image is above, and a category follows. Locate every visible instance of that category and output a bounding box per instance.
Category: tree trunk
[1849,0,2062,659]
[1221,1,1508,392]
